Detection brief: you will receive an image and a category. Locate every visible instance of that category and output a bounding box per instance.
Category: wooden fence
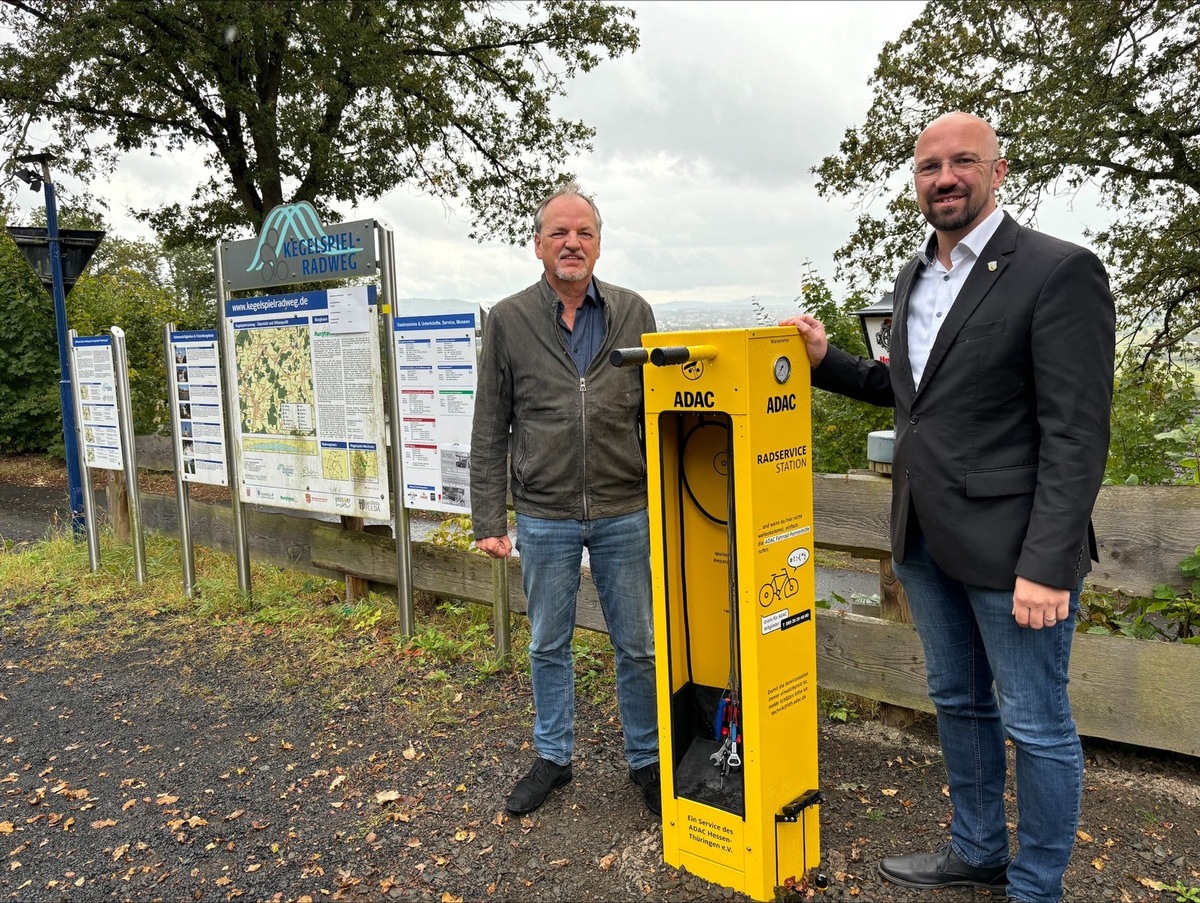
[128,437,1200,759]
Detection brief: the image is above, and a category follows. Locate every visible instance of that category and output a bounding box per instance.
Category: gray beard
[555,265,589,282]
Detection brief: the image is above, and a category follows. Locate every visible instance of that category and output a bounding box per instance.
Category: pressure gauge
[773,355,792,385]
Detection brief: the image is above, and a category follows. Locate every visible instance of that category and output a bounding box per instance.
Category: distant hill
[651,296,804,332]
[401,295,807,332]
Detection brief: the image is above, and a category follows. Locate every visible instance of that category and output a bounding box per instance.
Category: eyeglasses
[914,156,998,179]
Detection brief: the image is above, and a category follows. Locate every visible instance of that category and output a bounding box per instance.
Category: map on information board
[223,285,390,519]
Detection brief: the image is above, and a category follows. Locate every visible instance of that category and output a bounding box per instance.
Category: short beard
[555,264,589,282]
[922,191,985,233]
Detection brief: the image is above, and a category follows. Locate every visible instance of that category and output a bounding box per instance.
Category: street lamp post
[14,153,86,531]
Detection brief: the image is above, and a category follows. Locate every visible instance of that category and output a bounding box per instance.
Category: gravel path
[2,625,1197,902]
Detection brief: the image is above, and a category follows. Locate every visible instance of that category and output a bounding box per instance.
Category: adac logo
[766,394,796,413]
[674,390,715,408]
[247,201,362,279]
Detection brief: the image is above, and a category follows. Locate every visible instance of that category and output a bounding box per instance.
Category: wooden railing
[128,437,1200,758]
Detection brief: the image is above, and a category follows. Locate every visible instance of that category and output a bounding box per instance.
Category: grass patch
[0,527,534,712]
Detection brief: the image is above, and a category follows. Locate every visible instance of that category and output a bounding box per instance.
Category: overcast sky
[15,0,1105,307]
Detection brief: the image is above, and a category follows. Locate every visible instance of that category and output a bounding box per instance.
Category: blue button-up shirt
[558,279,606,375]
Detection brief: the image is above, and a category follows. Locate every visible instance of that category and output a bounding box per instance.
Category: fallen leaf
[441,894,463,903]
[280,741,293,750]
[329,775,346,791]
[246,863,262,873]
[155,794,178,806]
[1137,877,1166,890]
[549,858,570,867]
[121,800,137,812]
[112,844,129,861]
[225,809,245,821]
[1091,858,1106,870]
[90,818,117,829]
[374,791,400,804]
[880,788,898,797]
[1077,829,1094,843]
[453,830,476,842]
[599,853,618,870]
[402,744,417,761]
[0,821,12,835]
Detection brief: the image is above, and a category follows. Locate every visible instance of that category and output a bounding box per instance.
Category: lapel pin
[987,261,997,272]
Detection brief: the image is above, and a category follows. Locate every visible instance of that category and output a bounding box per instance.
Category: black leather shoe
[505,758,572,815]
[629,761,662,817]
[879,843,1008,890]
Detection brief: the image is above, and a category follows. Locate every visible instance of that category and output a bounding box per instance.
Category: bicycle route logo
[245,201,364,283]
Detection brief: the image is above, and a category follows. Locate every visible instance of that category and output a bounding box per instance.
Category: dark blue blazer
[814,213,1115,590]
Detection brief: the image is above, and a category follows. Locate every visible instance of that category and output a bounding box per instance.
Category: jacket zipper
[579,375,588,521]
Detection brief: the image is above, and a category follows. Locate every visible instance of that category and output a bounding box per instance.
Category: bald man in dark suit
[785,112,1114,903]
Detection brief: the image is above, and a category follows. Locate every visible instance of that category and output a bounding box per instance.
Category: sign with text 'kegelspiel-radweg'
[71,334,123,471]
[220,202,378,293]
[222,285,390,519]
[168,329,228,486]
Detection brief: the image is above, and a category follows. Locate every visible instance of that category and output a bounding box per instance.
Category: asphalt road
[0,482,76,543]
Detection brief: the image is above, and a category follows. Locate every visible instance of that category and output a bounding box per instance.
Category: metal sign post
[213,247,252,598]
[378,221,414,636]
[110,326,146,583]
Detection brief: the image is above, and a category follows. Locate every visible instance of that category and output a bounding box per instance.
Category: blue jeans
[514,510,658,770]
[893,528,1083,903]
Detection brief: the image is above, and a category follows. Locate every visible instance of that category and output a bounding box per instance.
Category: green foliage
[798,266,893,473]
[822,697,858,724]
[428,514,481,552]
[0,227,62,454]
[1081,548,1200,644]
[1155,422,1200,485]
[812,0,1200,357]
[1106,361,1199,485]
[0,1,639,247]
[1164,880,1200,903]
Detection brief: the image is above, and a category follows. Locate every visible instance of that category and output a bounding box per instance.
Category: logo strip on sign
[219,201,378,292]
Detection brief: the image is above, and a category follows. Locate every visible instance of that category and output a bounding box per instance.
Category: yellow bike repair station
[613,327,822,901]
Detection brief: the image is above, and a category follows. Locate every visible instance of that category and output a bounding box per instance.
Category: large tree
[814,0,1200,362]
[0,0,638,245]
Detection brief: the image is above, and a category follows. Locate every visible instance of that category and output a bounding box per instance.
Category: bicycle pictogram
[758,568,800,607]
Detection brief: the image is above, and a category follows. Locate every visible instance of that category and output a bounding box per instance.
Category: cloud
[11,0,1104,310]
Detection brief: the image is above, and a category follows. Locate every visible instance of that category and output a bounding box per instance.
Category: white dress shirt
[907,206,1005,387]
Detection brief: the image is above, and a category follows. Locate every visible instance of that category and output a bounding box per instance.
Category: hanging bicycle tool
[612,327,823,903]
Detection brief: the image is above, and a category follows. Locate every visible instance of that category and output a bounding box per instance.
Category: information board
[71,334,123,471]
[393,302,479,513]
[223,285,390,518]
[169,329,229,486]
